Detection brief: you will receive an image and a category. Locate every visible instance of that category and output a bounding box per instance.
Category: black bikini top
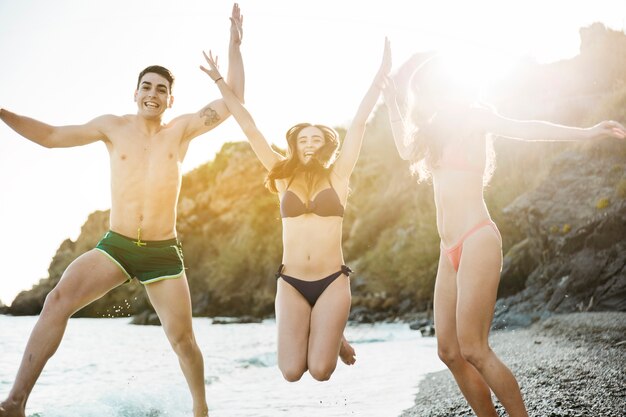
[280,178,345,218]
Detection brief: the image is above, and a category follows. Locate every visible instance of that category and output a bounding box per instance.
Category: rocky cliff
[493,147,626,328]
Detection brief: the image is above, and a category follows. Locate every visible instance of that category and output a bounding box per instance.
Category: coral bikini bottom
[440,219,501,272]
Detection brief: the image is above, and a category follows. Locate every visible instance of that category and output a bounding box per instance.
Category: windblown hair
[265,123,340,193]
[137,65,175,93]
[404,54,495,186]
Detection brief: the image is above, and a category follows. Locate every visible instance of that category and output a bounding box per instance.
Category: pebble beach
[401,312,626,417]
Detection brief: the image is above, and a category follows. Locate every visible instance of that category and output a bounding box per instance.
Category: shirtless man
[0,4,244,417]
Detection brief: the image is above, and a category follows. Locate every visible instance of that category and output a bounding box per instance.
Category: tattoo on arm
[200,106,221,127]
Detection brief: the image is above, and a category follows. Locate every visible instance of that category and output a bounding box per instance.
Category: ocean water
[0,316,445,417]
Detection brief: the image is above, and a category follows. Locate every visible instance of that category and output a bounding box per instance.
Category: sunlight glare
[438,47,519,100]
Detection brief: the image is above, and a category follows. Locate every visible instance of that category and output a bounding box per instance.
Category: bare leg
[307,275,351,381]
[0,250,127,417]
[456,228,528,417]
[275,278,311,382]
[434,248,498,417]
[144,274,207,417]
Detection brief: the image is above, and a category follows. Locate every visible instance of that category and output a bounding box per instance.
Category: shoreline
[400,312,626,417]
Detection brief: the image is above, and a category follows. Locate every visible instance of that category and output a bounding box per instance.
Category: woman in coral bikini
[382,53,625,417]
[200,39,391,382]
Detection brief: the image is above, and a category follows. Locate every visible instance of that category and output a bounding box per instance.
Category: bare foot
[0,399,26,417]
[339,336,356,365]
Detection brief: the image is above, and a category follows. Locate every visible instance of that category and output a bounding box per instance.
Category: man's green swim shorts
[95,230,185,284]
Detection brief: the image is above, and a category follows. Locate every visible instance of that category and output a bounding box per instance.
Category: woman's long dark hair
[405,54,496,185]
[265,123,340,193]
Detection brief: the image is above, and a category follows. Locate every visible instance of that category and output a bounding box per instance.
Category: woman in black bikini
[200,39,390,381]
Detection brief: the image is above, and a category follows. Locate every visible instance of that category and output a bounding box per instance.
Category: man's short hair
[137,65,175,93]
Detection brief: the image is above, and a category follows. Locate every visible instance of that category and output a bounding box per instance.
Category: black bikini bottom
[275,264,352,307]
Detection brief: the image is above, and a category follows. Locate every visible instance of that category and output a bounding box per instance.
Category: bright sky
[0,0,624,305]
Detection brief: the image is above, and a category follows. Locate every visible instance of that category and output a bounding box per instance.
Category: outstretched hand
[589,120,626,140]
[230,3,243,46]
[199,50,222,83]
[377,37,397,104]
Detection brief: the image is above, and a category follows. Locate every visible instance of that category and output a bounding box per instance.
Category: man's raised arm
[177,3,245,141]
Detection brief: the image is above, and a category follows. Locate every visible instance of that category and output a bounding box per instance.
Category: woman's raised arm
[333,37,392,179]
[200,51,283,171]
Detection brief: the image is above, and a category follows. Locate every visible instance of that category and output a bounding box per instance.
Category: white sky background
[0,0,624,304]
